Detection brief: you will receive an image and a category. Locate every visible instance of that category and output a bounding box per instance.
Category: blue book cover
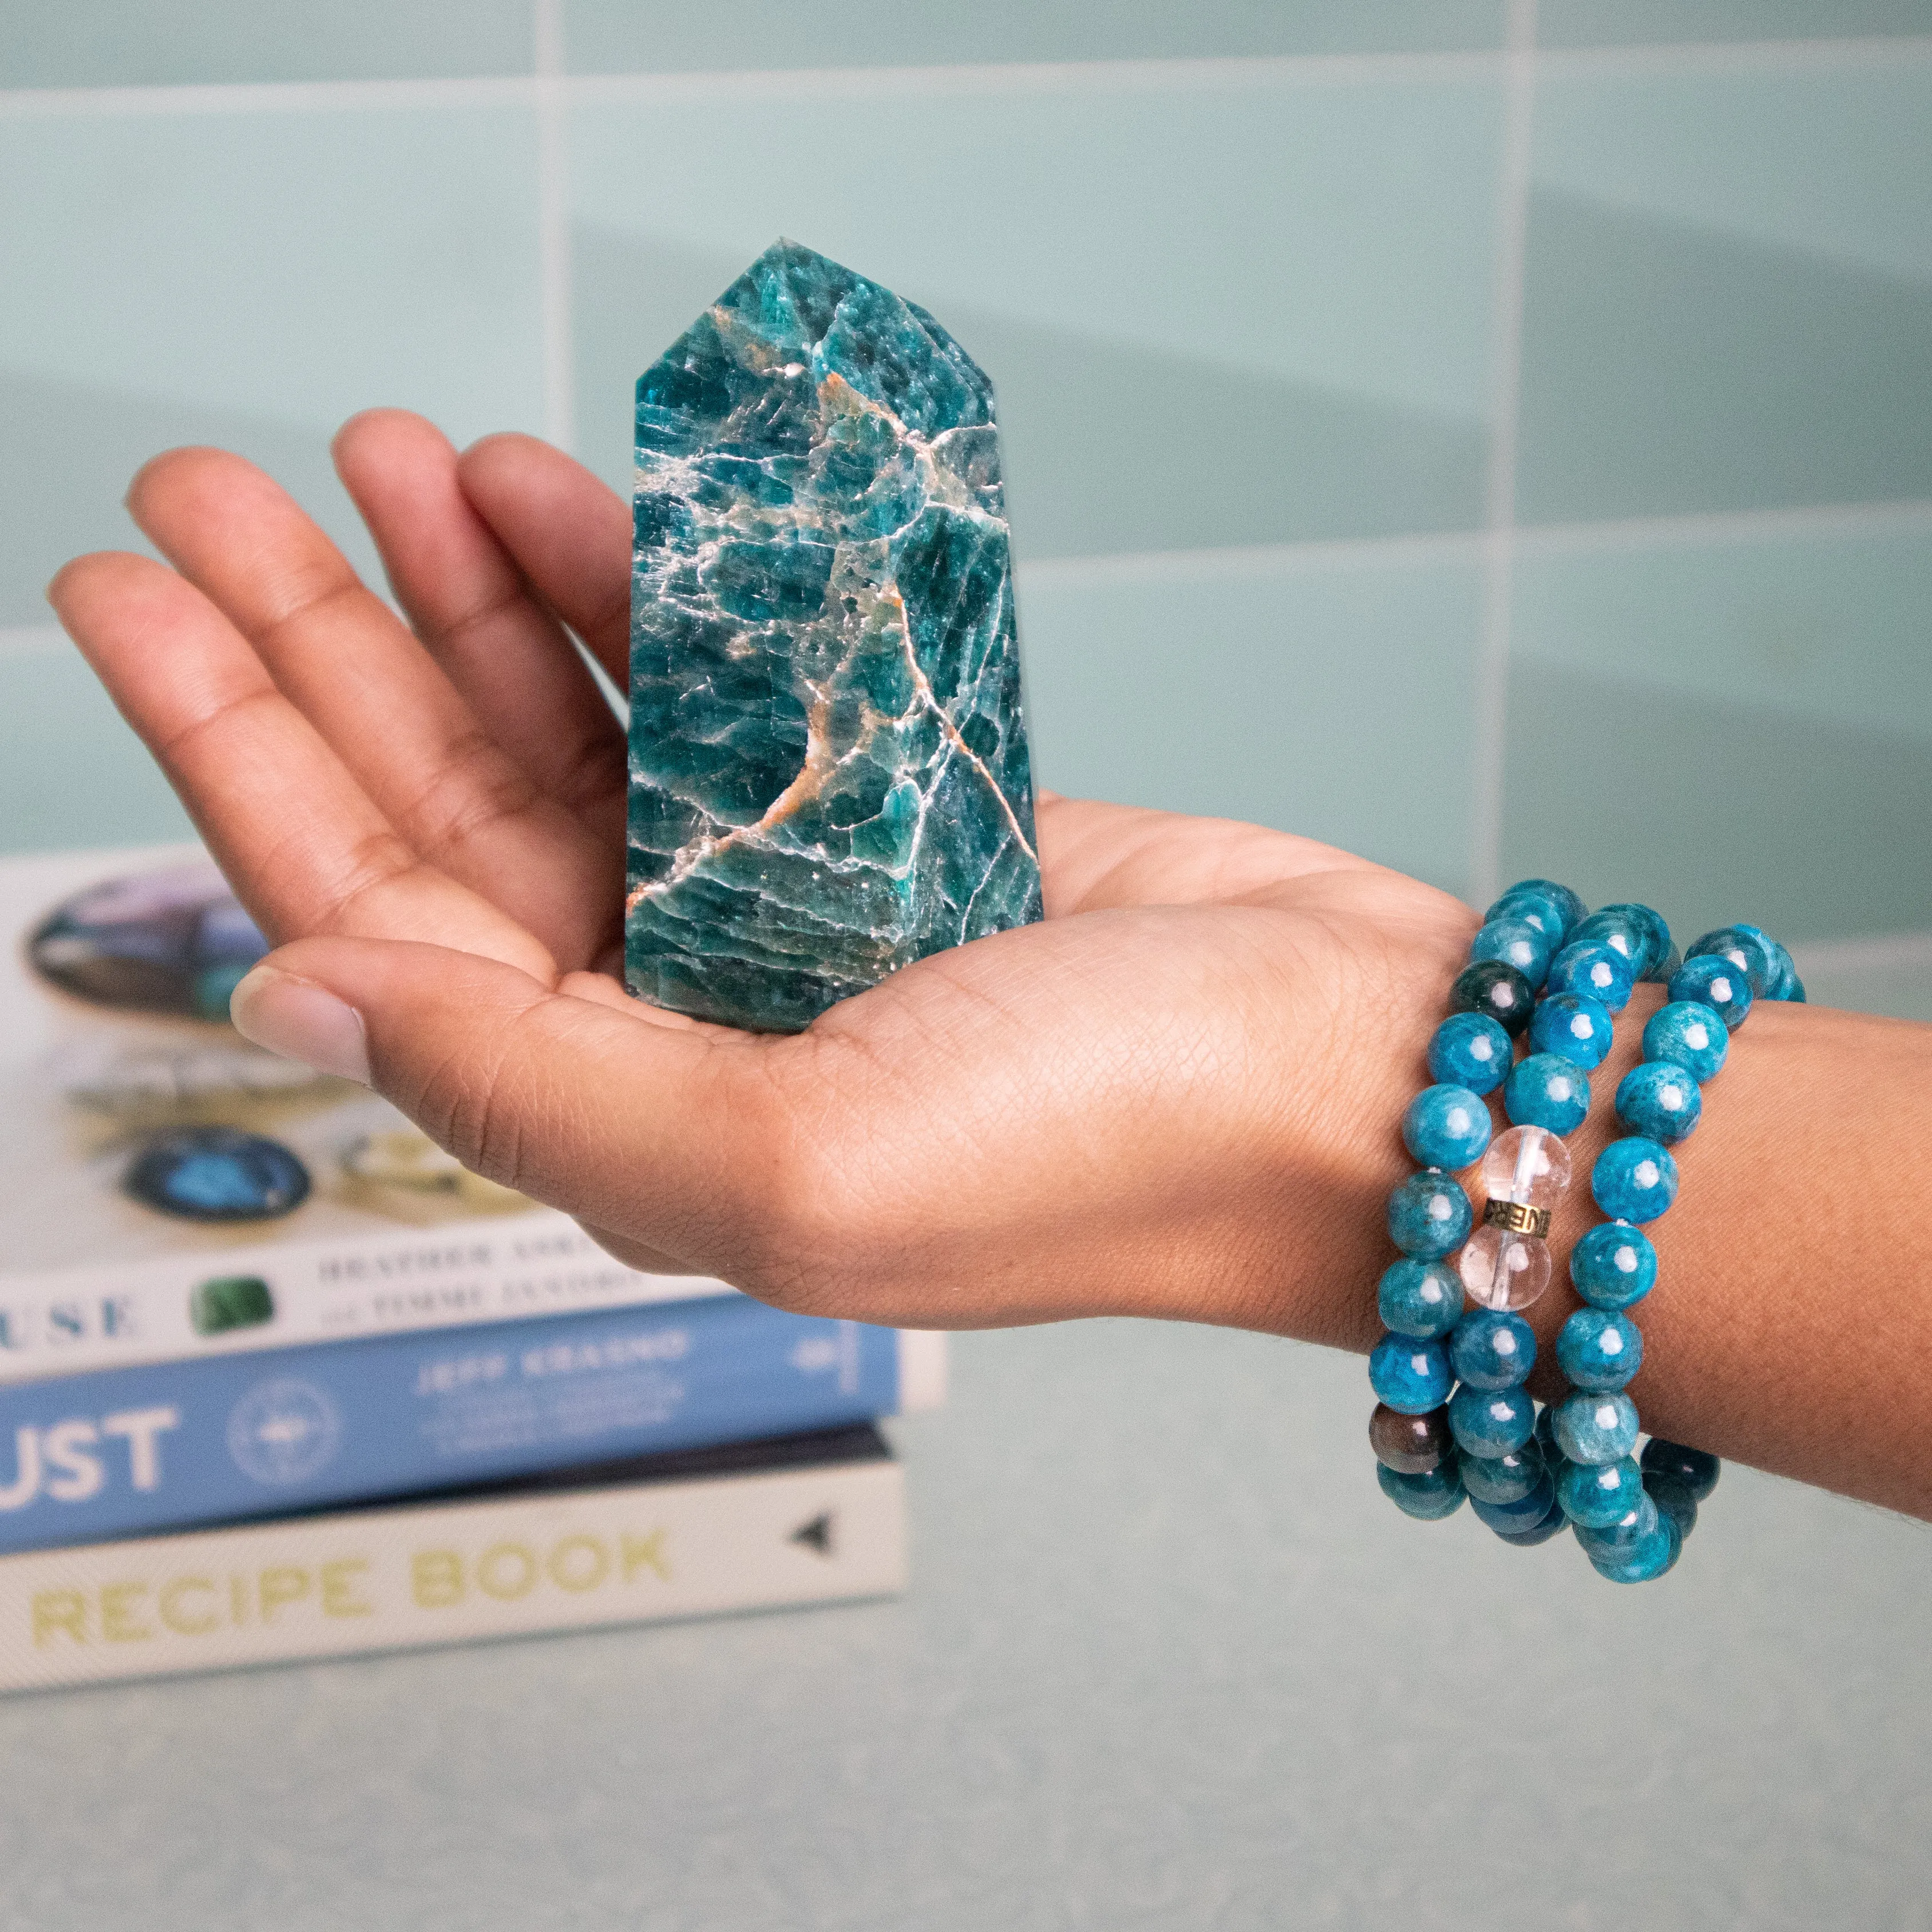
[0,1294,903,1554]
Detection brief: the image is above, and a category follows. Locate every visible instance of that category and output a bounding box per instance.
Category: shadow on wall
[1503,663,1932,943]
[0,371,385,627]
[1518,188,1932,524]
[569,227,1490,561]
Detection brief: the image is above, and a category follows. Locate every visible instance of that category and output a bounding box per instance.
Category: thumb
[228,937,778,1278]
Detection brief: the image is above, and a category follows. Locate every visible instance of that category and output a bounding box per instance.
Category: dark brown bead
[1369,1402,1454,1475]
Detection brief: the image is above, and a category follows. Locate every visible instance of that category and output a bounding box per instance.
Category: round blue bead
[1470,917,1551,989]
[1570,904,1671,981]
[1377,1460,1466,1520]
[1686,925,1777,999]
[1402,1084,1492,1171]
[1503,1051,1591,1135]
[1387,1170,1473,1258]
[1450,960,1537,1037]
[1640,1438,1721,1502]
[1557,1308,1643,1392]
[1470,1475,1557,1536]
[1448,1383,1535,1458]
[1486,884,1574,947]
[1427,1011,1513,1095]
[1494,878,1587,935]
[1557,1454,1644,1527]
[1462,1444,1546,1505]
[1377,1258,1463,1339]
[1643,1000,1728,1082]
[1554,1389,1641,1465]
[1669,953,1753,1031]
[1574,1489,1660,1561]
[1448,1308,1537,1390]
[1492,1494,1569,1545]
[1533,1402,1562,1454]
[1546,941,1634,1013]
[1569,1220,1657,1309]
[1529,991,1616,1072]
[1615,1061,1702,1145]
[1644,1473,1699,1539]
[1728,923,1796,999]
[1369,1333,1454,1414]
[1648,941,1682,985]
[1591,1511,1681,1583]
[1591,1137,1679,1223]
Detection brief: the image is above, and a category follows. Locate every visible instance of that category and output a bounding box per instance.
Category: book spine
[0,1210,735,1385]
[0,1296,932,1555]
[0,1452,904,1690]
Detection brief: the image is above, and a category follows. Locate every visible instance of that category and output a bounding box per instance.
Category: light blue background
[1,10,1929,1926]
[5,2,1930,953]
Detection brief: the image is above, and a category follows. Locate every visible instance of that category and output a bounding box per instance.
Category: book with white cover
[0,1424,904,1692]
[0,845,942,1402]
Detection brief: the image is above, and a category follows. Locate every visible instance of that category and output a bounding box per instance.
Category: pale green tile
[1793,943,1932,1020]
[1501,660,1932,942]
[1514,521,1932,745]
[1515,189,1932,524]
[0,372,393,628]
[572,231,1487,561]
[1,1,534,87]
[1018,553,1480,892]
[0,644,194,854]
[563,0,1505,72]
[1533,62,1932,287]
[568,77,1500,555]
[1507,522,1932,943]
[0,106,546,623]
[1540,1,1932,47]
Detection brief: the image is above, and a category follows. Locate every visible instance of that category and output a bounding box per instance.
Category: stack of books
[0,846,936,1690]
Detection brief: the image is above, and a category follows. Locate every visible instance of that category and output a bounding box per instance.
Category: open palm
[50,413,1474,1340]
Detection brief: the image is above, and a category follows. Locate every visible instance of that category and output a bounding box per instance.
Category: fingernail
[229,966,371,1084]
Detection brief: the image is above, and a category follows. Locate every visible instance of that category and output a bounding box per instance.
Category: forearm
[1248,935,1932,1522]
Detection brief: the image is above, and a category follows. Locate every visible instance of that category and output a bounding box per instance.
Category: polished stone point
[625,237,1043,1032]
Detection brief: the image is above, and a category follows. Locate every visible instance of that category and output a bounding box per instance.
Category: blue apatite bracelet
[1368,885,1802,1579]
[1551,921,1803,1582]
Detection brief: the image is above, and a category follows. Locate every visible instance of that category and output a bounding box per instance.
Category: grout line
[1533,32,1932,82]
[1016,530,1484,589]
[6,33,1929,118]
[1468,0,1537,913]
[1015,494,1932,591]
[563,49,1502,102]
[0,627,66,660]
[534,0,575,454]
[0,76,537,117]
[1515,497,1932,555]
[1789,931,1932,978]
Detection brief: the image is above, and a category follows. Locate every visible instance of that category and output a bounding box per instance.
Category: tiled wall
[4,2,1929,962]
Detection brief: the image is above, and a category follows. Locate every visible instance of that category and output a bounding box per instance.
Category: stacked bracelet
[1550,921,1803,1582]
[1368,882,1803,1583]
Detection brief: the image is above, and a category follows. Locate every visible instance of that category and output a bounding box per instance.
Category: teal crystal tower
[625,239,1043,1032]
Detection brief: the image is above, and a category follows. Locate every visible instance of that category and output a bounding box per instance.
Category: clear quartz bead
[1480,1124,1573,1210]
[1459,1226,1553,1311]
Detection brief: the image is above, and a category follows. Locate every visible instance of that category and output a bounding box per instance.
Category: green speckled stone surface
[625,239,1042,1032]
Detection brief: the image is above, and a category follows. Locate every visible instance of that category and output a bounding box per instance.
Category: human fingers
[332,410,628,841]
[47,549,556,979]
[456,433,632,687]
[228,937,796,1291]
[125,446,617,971]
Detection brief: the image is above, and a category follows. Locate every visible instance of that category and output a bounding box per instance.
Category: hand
[49,412,1475,1339]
